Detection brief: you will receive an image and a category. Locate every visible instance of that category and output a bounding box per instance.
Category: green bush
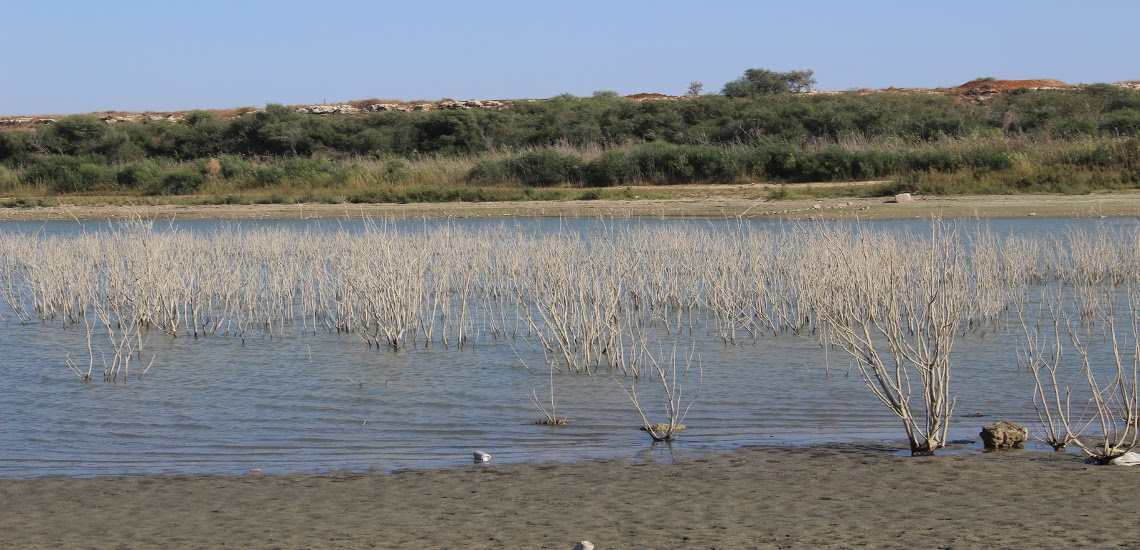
[254,165,287,186]
[0,165,16,192]
[685,145,743,183]
[629,142,692,184]
[1051,118,1097,138]
[154,170,206,195]
[19,154,109,192]
[722,68,816,96]
[1101,112,1140,135]
[0,131,26,163]
[467,158,511,184]
[382,158,408,182]
[218,154,256,180]
[281,156,335,178]
[585,150,638,186]
[745,142,799,179]
[796,147,854,181]
[36,115,107,155]
[76,163,116,189]
[116,160,162,189]
[504,149,584,187]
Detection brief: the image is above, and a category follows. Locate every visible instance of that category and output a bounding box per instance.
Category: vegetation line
[2,69,1139,205]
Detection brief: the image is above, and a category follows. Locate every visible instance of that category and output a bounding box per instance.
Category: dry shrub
[205,158,222,179]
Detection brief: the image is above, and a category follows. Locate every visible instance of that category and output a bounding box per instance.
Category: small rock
[894,192,913,203]
[473,451,491,462]
[1110,451,1140,466]
[572,542,594,550]
[640,423,685,432]
[980,421,1028,449]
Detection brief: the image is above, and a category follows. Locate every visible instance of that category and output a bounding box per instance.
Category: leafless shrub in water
[614,343,702,441]
[1019,227,1140,461]
[815,223,967,455]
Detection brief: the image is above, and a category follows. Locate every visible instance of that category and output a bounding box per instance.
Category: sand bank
[1,191,1139,222]
[2,444,1137,549]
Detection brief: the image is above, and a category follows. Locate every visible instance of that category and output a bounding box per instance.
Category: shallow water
[0,216,1134,477]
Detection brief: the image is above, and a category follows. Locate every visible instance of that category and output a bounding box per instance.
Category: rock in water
[980,421,1028,449]
[473,451,491,462]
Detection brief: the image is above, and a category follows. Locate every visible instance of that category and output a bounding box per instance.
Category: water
[0,216,1133,478]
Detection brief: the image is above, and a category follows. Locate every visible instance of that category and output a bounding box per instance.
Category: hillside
[4,79,1138,130]
[1,75,1139,206]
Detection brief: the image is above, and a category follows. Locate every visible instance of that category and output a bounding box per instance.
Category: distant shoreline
[1,191,1139,222]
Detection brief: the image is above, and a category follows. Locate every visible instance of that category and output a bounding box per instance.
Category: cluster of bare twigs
[0,220,1136,453]
[1016,228,1140,462]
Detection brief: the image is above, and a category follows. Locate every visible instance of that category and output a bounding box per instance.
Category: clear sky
[1,0,1138,116]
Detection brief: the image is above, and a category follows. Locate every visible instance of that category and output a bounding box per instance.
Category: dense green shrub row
[1,84,1139,195]
[466,140,1051,187]
[7,137,1138,195]
[3,87,1139,165]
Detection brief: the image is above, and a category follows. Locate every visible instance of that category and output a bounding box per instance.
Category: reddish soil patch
[956,78,1071,91]
[624,92,677,100]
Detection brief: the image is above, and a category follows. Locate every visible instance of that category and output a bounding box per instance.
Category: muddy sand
[2,190,1140,221]
[2,444,1136,549]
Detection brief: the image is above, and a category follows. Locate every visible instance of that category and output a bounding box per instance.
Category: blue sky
[1,0,1138,115]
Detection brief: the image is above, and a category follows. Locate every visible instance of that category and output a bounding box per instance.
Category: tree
[722,68,817,97]
[35,115,107,155]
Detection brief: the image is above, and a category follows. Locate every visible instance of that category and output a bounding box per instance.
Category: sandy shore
[2,190,1140,222]
[2,444,1137,549]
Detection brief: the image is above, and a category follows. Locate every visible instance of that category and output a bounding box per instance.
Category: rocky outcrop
[294,104,361,115]
[980,421,1028,449]
[4,81,1137,130]
[364,103,403,112]
[438,99,504,110]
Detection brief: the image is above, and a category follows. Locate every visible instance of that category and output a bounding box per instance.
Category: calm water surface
[0,216,1134,477]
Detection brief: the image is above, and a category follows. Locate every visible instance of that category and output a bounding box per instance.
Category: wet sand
[2,190,1139,221]
[2,444,1137,549]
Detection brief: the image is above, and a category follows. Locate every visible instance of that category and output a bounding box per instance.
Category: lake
[1,216,1136,477]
